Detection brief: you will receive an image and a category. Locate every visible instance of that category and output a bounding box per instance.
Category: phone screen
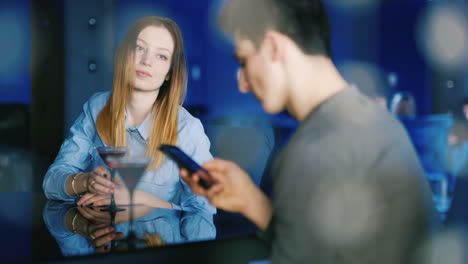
[159,144,212,189]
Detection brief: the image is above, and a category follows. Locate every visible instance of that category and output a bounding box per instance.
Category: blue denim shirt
[43,91,215,215]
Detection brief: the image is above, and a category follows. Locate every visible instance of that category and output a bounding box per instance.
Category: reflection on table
[43,200,216,257]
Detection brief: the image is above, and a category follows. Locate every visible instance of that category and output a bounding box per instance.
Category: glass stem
[129,192,133,233]
[128,192,136,250]
[110,168,116,207]
[110,210,116,251]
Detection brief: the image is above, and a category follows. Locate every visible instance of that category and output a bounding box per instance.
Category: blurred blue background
[0,0,466,197]
[0,0,467,207]
[0,0,467,262]
[0,0,31,104]
[1,0,466,124]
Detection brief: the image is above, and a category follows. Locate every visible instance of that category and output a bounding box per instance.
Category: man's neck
[126,89,159,127]
[286,55,348,122]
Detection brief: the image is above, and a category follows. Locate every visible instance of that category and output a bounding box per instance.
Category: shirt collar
[125,110,153,141]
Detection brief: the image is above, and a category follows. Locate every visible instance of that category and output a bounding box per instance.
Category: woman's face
[133,26,174,92]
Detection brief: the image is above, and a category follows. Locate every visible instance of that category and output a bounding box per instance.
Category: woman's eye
[136,46,144,51]
[158,55,167,60]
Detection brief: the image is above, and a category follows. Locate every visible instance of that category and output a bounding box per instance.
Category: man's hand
[180,158,273,230]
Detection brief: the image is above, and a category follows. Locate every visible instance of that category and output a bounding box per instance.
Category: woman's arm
[42,200,94,256]
[133,190,173,209]
[180,210,216,241]
[43,93,109,201]
[173,117,217,215]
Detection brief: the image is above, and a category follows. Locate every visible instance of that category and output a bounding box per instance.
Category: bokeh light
[191,65,201,81]
[446,80,454,89]
[387,72,398,88]
[416,2,468,73]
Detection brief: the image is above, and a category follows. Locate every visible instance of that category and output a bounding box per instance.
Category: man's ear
[237,67,250,94]
[263,30,284,63]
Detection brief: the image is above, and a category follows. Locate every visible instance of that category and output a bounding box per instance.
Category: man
[449,97,468,145]
[390,91,417,118]
[182,0,436,263]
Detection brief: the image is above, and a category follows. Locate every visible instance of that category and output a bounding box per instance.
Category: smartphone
[158,144,212,189]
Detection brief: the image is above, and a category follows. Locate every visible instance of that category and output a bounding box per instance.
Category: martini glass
[108,156,152,249]
[95,146,128,213]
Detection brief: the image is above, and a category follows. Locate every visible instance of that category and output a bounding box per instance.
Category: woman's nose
[141,54,153,66]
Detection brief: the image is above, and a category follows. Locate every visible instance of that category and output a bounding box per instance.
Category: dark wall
[30,0,64,161]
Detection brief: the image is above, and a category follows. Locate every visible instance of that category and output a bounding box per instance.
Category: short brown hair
[218,0,331,56]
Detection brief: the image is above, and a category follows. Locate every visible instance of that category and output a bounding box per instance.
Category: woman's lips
[136,70,152,77]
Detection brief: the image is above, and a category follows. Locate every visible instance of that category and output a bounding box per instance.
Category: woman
[43,16,216,218]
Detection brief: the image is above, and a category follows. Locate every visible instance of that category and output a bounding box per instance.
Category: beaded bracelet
[71,173,83,196]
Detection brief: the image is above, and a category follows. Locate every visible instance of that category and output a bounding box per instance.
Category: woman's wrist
[65,209,79,233]
[66,209,84,235]
[67,209,93,238]
[71,173,83,196]
[66,172,90,197]
[74,172,90,195]
[79,172,90,193]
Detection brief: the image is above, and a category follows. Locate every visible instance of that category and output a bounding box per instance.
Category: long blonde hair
[96,16,187,170]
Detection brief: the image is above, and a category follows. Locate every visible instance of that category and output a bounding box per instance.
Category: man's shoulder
[281,101,409,171]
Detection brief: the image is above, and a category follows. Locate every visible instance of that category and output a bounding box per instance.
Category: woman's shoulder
[176,106,210,152]
[177,106,204,133]
[83,91,111,115]
[87,91,110,106]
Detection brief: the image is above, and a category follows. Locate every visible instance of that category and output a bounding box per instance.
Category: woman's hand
[91,226,124,254]
[77,178,128,207]
[67,208,124,247]
[84,166,116,195]
[76,205,113,224]
[72,207,124,253]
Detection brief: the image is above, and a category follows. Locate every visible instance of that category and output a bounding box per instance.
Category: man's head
[218,0,332,114]
[462,97,468,121]
[219,0,331,57]
[390,91,416,117]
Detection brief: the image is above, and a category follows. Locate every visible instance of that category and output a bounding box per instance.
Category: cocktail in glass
[95,146,128,213]
[108,156,152,248]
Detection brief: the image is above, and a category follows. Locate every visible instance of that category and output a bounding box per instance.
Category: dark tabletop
[0,191,270,264]
[0,149,269,264]
[1,144,467,264]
